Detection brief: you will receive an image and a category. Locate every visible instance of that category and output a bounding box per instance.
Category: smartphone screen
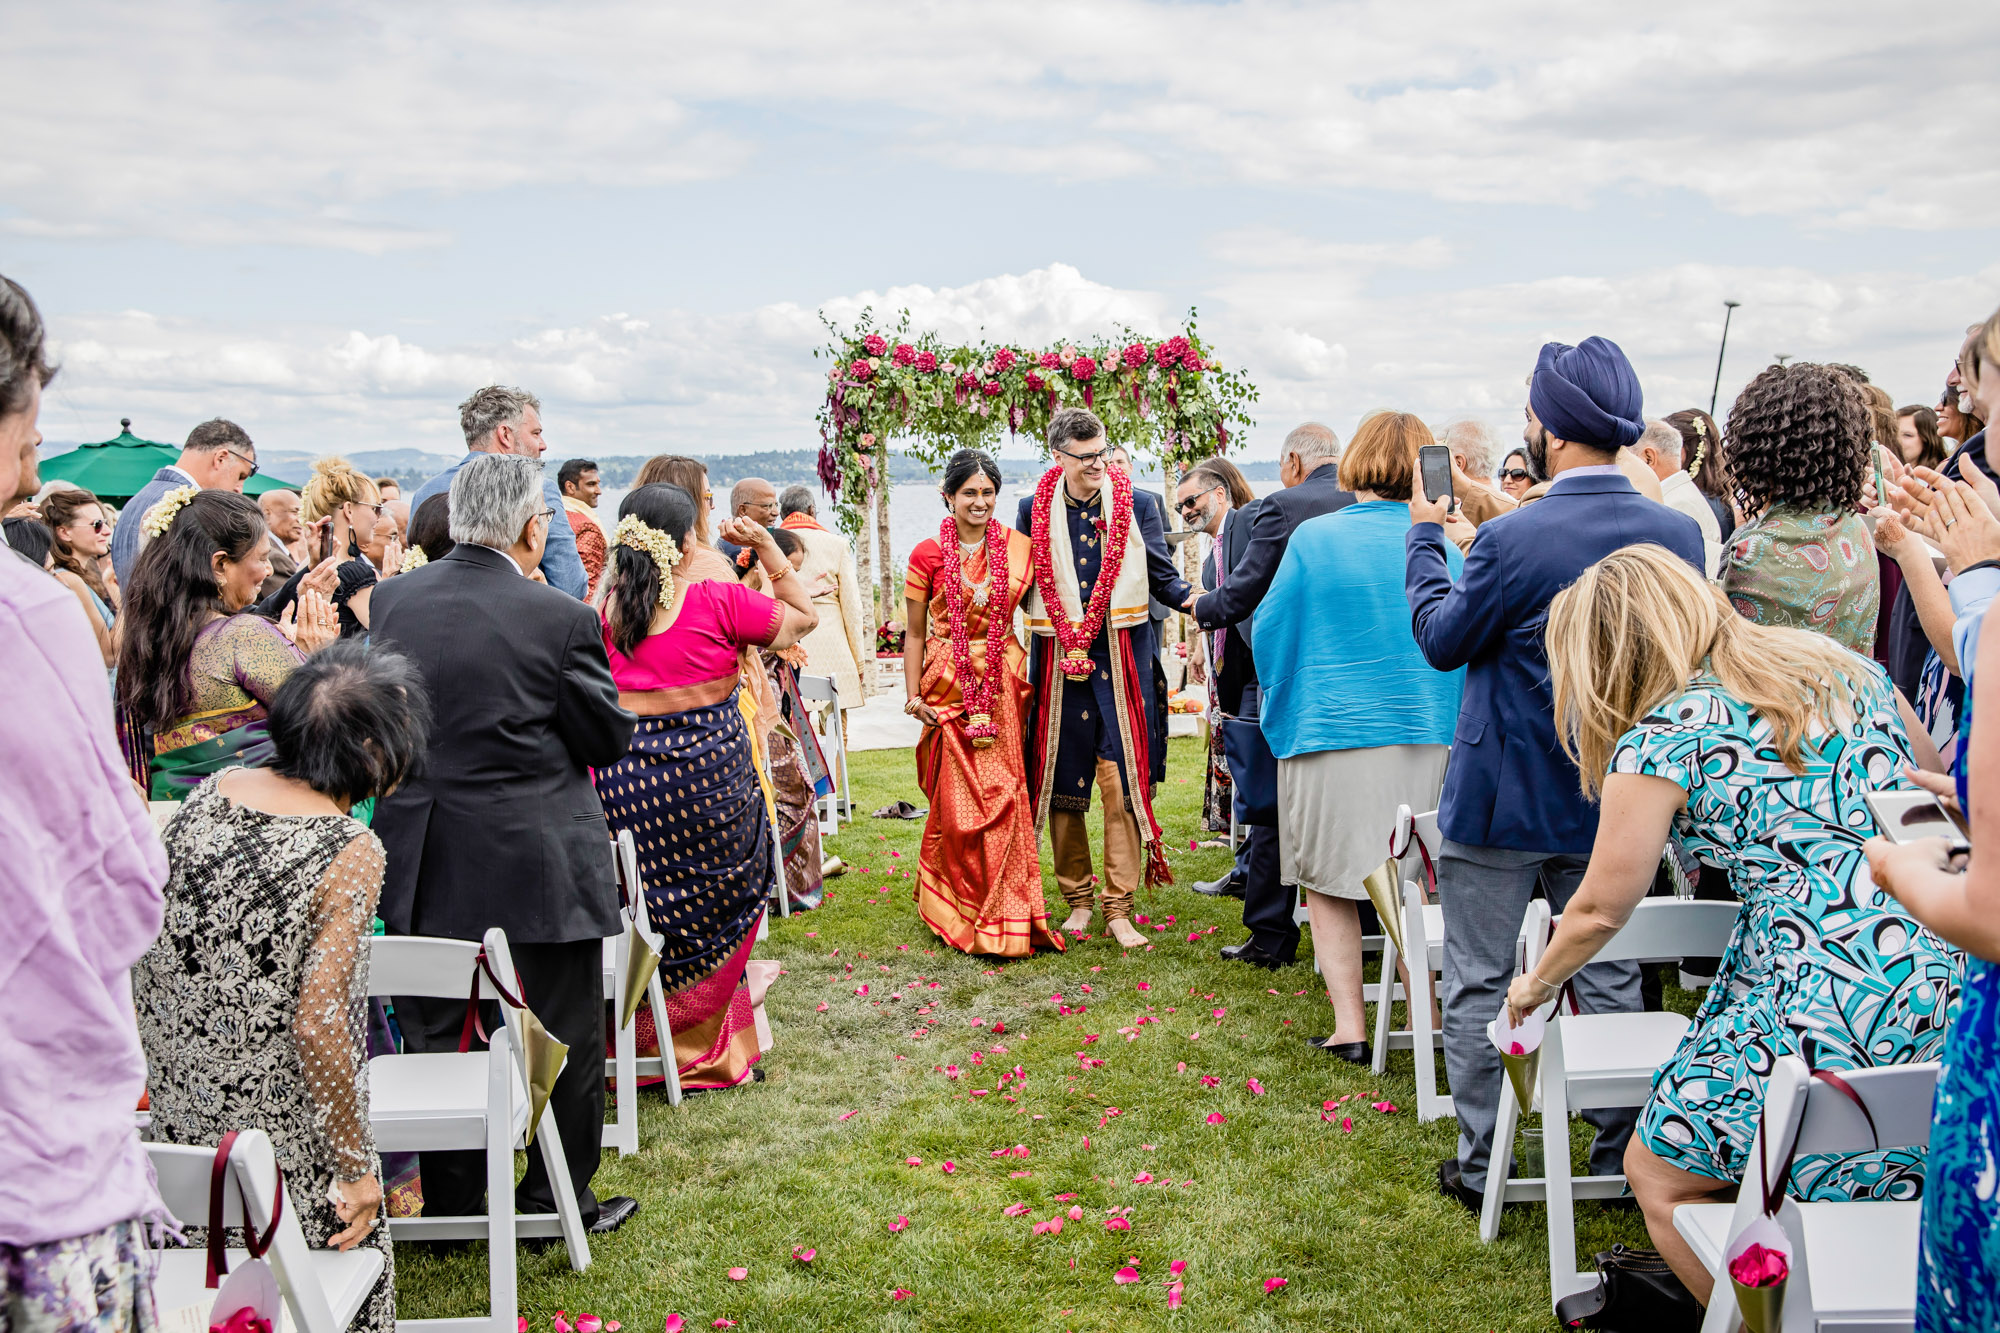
[1418,444,1455,508]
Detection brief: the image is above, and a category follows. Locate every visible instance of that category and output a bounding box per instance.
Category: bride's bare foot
[1107,918,1146,949]
[1061,908,1094,934]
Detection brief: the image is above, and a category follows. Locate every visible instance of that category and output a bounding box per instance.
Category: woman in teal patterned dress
[1867,311,2000,1332]
[1506,544,1961,1306]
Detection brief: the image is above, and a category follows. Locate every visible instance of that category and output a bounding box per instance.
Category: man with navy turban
[1402,335,1705,1220]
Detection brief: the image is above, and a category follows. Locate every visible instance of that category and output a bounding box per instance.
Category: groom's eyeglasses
[1057,445,1109,467]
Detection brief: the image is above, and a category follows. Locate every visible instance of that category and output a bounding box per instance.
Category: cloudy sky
[8,1,1997,462]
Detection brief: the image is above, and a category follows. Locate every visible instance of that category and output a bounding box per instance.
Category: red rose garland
[938,516,1010,748]
[1030,463,1132,680]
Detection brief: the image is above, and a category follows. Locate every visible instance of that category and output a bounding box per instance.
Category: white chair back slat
[1794,1061,1940,1157]
[1580,898,1738,964]
[366,936,484,1001]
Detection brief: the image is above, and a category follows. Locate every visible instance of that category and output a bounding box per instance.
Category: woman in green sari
[116,488,338,798]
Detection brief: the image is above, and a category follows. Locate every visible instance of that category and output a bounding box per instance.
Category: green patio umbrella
[39,419,298,505]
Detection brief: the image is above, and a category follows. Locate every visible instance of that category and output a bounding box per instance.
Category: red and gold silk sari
[905,529,1064,956]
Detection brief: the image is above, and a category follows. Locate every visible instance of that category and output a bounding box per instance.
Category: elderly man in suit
[1178,463,1254,902]
[255,489,303,598]
[1407,336,1706,1214]
[109,418,258,587]
[408,386,588,597]
[1186,423,1355,968]
[370,453,640,1235]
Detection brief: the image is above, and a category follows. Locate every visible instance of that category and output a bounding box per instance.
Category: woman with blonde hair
[1503,543,1959,1308]
[299,457,389,637]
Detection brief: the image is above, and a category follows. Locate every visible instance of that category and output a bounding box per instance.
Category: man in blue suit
[1188,423,1355,968]
[1181,463,1256,901]
[1406,337,1704,1212]
[410,385,588,598]
[109,419,258,588]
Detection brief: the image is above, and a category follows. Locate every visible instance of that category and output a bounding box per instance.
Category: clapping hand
[279,587,339,653]
[380,533,405,576]
[298,555,342,599]
[1924,478,2000,573]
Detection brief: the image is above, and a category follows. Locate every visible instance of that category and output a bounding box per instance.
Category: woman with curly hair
[1720,361,1880,651]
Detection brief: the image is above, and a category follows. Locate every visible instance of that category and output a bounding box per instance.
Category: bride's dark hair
[941,449,1002,501]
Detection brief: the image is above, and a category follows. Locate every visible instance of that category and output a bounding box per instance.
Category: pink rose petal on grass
[711,1323,735,1330]
[1114,1266,1141,1285]
[1169,1259,1189,1277]
[1104,1217,1132,1232]
[890,1289,912,1302]
[577,1317,603,1333]
[1067,1205,1084,1220]
[1246,1078,1265,1095]
[519,1321,529,1333]
[726,1267,747,1281]
[888,1216,910,1232]
[1212,1008,1227,1019]
[1054,1193,1078,1201]
[1199,1075,1221,1088]
[662,1318,685,1333]
[1136,981,1151,991]
[1206,1112,1227,1125]
[1264,1277,1289,1294]
[905,1156,922,1166]
[1371,1100,1399,1114]
[1342,1116,1354,1133]
[1003,1203,1031,1216]
[1033,1217,1065,1235]
[1133,1172,1154,1184]
[837,1109,860,1121]
[793,1247,815,1264]
[815,1002,828,1012]
[554,1315,573,1333]
[1167,1281,1186,1309]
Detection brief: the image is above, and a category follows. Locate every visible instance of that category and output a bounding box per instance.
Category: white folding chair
[604,832,683,1158]
[369,929,591,1333]
[1367,808,1456,1121]
[1678,1057,1936,1333]
[148,1129,379,1333]
[797,673,848,827]
[1480,896,1740,1313]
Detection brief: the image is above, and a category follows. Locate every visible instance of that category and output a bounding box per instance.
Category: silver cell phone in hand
[1864,788,1970,855]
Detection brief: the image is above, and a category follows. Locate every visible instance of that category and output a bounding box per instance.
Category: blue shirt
[409,455,587,598]
[1255,500,1464,758]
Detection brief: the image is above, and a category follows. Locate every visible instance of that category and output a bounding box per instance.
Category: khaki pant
[1049,756,1142,921]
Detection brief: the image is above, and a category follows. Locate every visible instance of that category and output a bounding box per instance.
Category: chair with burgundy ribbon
[147,1127,381,1333]
[1479,895,1740,1317]
[1676,1055,1939,1333]
[1362,805,1452,1121]
[603,829,684,1157]
[366,927,592,1333]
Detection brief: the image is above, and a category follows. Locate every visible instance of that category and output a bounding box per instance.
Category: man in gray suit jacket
[110,419,258,587]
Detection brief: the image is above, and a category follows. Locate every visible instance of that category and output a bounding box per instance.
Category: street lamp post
[1709,300,1741,416]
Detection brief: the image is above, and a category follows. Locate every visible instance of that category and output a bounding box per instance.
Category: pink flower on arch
[914,349,938,373]
[1122,341,1148,369]
[862,333,888,357]
[849,359,872,381]
[1070,356,1098,381]
[991,348,1018,373]
[891,342,916,367]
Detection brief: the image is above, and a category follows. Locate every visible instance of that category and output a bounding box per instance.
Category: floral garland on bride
[1029,463,1132,681]
[936,516,1010,748]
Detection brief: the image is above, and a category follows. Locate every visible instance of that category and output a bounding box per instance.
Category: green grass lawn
[396,737,1662,1331]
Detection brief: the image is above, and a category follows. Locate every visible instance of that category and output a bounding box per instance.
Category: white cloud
[38,258,1995,466]
[5,1,1995,249]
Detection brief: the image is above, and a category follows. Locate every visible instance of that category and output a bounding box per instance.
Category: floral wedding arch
[813,309,1258,633]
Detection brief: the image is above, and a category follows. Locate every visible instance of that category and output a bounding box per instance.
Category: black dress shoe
[1436,1158,1482,1215]
[1218,942,1291,970]
[589,1195,640,1235]
[1307,1036,1370,1064]
[1190,875,1246,899]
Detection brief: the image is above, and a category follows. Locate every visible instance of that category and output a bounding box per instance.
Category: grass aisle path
[399,738,1654,1330]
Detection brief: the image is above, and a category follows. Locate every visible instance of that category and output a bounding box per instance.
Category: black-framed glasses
[225,446,258,479]
[1057,446,1109,466]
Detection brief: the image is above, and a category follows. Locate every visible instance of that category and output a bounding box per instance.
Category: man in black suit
[1186,423,1355,967]
[369,453,641,1235]
[1179,464,1255,900]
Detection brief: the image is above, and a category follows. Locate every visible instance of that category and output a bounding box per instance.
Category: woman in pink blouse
[594,482,816,1090]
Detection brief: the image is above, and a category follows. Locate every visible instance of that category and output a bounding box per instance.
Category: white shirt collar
[467,542,529,576]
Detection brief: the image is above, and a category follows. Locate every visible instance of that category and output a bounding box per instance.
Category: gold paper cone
[619,916,661,1031]
[1362,858,1407,960]
[1731,1277,1786,1333]
[518,1006,570,1145]
[1500,1046,1540,1115]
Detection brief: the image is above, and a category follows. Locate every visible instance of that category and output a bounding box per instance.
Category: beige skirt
[1278,744,1450,900]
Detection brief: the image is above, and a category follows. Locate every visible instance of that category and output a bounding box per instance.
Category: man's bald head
[730,477,779,526]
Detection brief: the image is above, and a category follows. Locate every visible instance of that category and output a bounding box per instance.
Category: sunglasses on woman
[1498,468,1532,482]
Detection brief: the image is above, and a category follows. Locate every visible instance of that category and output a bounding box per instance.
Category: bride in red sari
[903,450,1064,956]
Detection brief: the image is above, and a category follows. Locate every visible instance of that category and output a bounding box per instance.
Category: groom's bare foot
[1061,908,1094,933]
[1107,919,1146,949]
